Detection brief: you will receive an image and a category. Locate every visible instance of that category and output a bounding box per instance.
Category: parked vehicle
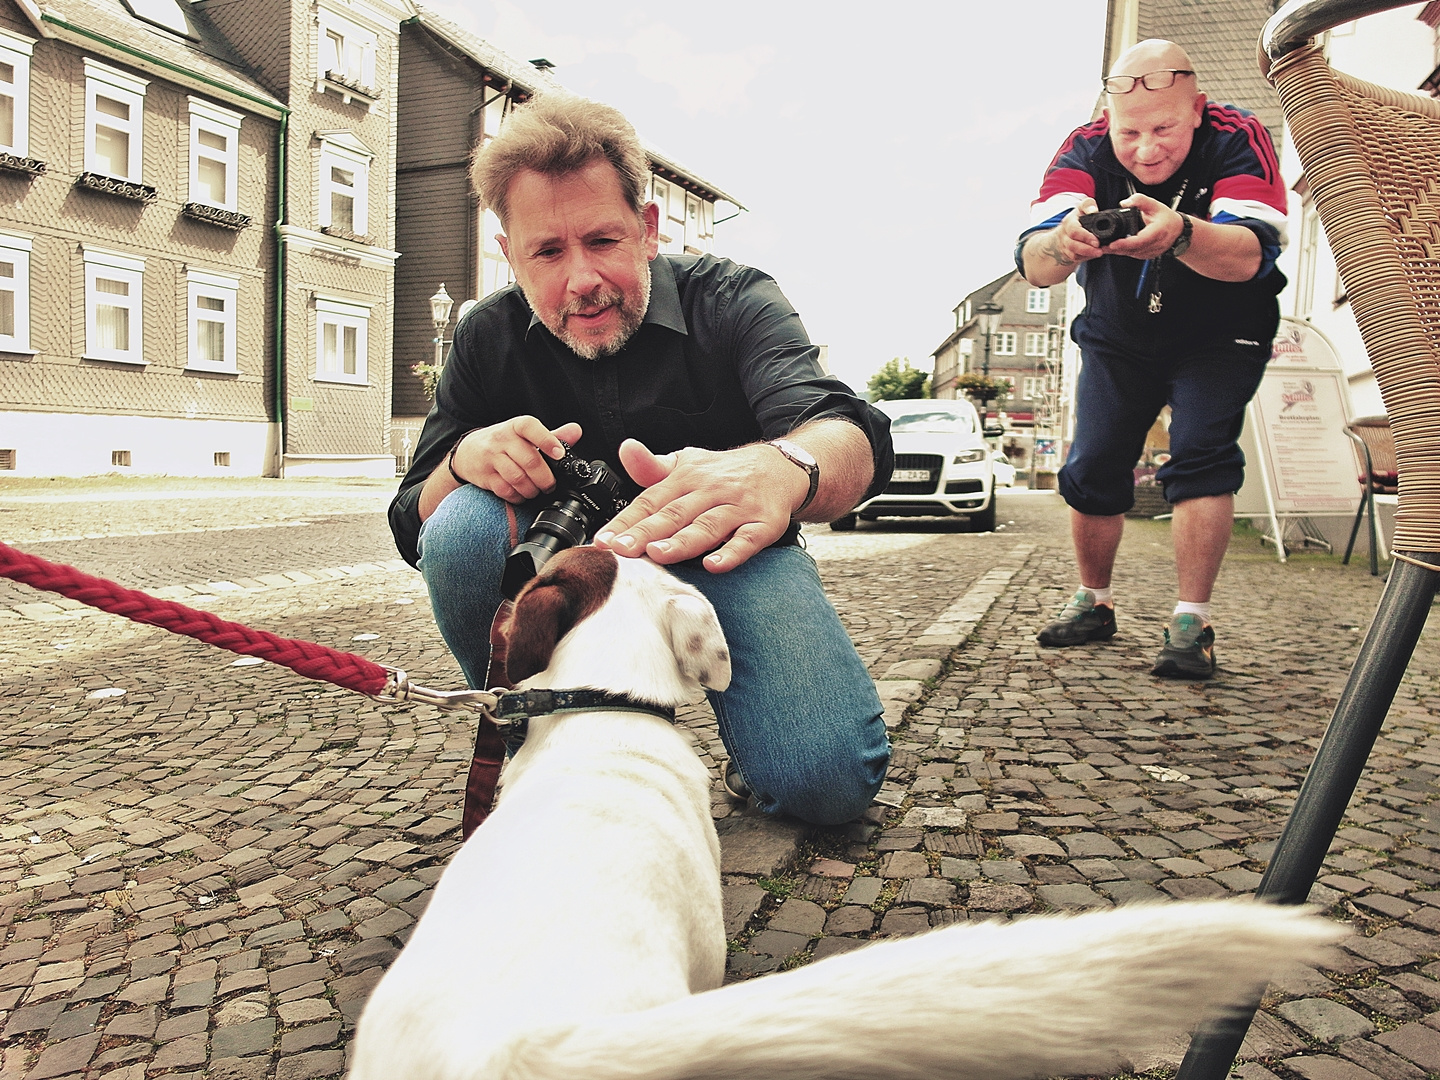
[991,452,1017,487]
[831,398,1000,531]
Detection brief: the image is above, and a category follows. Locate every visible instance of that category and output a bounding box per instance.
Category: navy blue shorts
[1059,334,1269,516]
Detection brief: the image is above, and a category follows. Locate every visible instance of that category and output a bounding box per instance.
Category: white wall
[1273,4,1435,418]
[0,412,273,477]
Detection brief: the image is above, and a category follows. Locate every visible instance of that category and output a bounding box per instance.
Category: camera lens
[501,496,592,598]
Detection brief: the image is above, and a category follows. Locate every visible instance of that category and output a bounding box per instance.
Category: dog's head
[501,547,731,703]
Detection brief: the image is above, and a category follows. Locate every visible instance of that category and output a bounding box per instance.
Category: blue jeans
[418,484,889,824]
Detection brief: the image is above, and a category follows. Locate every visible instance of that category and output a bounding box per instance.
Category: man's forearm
[785,419,875,522]
[1022,230,1079,288]
[1179,219,1263,282]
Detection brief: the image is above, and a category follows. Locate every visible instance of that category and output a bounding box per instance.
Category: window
[1023,374,1059,399]
[315,297,369,384]
[317,133,372,237]
[0,29,35,158]
[1024,332,1047,357]
[0,231,31,352]
[959,338,973,358]
[84,60,147,181]
[187,268,238,372]
[316,9,377,100]
[1026,288,1050,313]
[188,98,242,211]
[84,247,145,364]
[993,332,1017,356]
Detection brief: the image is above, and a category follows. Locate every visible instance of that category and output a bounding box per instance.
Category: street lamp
[429,283,454,368]
[976,299,1004,377]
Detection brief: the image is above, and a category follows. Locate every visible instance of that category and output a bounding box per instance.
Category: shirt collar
[524,255,689,341]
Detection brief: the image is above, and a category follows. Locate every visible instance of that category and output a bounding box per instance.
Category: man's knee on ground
[751,737,889,826]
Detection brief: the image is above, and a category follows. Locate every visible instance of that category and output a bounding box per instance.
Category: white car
[991,452,1017,487]
[831,398,1000,531]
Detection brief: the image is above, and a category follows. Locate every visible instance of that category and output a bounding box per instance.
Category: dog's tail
[494,899,1342,1080]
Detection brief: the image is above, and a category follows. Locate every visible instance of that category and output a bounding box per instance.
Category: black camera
[1078,207,1145,243]
[501,445,630,599]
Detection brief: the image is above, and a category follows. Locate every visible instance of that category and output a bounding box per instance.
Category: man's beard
[529,259,651,361]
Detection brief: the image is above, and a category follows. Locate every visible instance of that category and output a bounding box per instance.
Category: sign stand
[1235,318,1361,561]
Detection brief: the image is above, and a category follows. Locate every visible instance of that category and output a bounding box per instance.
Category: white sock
[1174,600,1211,624]
[1082,585,1114,607]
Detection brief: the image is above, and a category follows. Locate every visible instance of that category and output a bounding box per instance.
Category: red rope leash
[0,540,390,696]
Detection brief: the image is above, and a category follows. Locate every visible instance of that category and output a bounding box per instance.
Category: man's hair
[472,93,649,229]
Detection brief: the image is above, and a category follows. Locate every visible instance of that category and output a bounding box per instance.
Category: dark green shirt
[389,253,893,567]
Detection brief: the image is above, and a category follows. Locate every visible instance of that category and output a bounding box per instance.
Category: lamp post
[429,283,454,369]
[976,299,1004,377]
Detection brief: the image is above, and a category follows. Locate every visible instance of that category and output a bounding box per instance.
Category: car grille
[886,453,942,494]
[944,479,984,494]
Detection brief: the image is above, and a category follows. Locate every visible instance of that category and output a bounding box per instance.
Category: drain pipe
[272,110,289,476]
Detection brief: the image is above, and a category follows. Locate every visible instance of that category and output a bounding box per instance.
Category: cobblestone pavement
[3,478,1440,1080]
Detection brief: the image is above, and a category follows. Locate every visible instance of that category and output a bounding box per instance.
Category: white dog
[350,546,1341,1080]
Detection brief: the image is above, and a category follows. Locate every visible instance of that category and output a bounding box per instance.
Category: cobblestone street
[2,477,1440,1080]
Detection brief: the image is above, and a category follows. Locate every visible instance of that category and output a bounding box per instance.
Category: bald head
[1104,39,1206,185]
[1110,38,1197,83]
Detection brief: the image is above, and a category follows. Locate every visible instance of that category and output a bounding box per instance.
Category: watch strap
[1168,214,1193,258]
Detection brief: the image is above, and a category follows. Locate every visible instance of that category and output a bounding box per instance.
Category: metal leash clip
[374,667,501,715]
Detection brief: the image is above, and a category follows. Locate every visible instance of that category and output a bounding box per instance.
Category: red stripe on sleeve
[1036,167,1095,204]
[1213,174,1287,216]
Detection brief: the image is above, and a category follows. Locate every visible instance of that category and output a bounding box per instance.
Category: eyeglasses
[1104,69,1196,94]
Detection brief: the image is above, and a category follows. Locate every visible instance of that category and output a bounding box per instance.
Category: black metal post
[1174,554,1440,1080]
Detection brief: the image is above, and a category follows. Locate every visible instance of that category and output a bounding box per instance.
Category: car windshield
[885,409,976,434]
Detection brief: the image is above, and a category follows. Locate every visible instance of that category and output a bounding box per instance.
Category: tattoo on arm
[1041,231,1075,267]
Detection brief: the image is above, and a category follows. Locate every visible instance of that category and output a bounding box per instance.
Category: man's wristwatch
[767,439,820,517]
[1168,213,1193,258]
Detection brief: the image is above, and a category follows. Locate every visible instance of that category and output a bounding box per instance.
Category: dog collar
[488,689,676,751]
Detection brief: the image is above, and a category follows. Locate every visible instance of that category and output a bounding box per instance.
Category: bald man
[1014,39,1287,679]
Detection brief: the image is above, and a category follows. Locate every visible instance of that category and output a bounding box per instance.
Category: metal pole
[1174,554,1440,1080]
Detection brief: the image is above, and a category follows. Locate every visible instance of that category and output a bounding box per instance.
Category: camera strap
[1130,177,1189,314]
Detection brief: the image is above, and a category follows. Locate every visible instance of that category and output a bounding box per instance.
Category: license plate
[892,469,931,482]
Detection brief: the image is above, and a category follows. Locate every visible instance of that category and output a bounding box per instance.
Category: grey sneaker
[1037,590,1117,647]
[1151,613,1217,678]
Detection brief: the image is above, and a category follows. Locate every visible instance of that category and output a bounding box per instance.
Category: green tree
[867,357,930,402]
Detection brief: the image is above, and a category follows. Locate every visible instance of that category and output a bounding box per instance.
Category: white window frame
[186,268,238,373]
[317,133,372,236]
[0,230,32,353]
[993,331,1017,356]
[1024,331,1047,357]
[315,296,369,384]
[84,59,148,181]
[83,246,145,365]
[188,97,242,212]
[0,29,36,158]
[1026,288,1050,313]
[316,8,377,95]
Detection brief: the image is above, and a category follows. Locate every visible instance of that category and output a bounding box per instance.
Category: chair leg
[1368,488,1379,576]
[1173,553,1440,1080]
[1344,489,1365,566]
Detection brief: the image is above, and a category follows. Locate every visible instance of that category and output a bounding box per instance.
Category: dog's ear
[663,591,731,691]
[502,583,570,685]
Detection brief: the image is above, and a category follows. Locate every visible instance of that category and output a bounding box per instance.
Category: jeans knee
[750,721,890,826]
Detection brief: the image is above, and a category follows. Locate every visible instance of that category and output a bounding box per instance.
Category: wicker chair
[1343,414,1397,574]
[1178,3,1440,1077]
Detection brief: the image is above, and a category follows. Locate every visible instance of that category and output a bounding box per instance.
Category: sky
[422,0,1110,394]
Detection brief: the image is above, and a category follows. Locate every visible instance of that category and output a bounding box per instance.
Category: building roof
[1111,0,1285,146]
[409,4,744,209]
[22,0,285,117]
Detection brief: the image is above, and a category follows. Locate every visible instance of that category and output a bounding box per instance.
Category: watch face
[773,439,817,468]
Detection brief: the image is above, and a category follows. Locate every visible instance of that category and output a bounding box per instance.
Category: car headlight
[952,450,986,464]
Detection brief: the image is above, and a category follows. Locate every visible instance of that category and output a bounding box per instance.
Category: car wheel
[969,499,997,532]
[829,513,857,532]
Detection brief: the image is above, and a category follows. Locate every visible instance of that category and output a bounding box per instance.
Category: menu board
[1235,318,1361,517]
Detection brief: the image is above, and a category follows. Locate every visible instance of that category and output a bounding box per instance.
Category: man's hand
[1022,200,1104,286]
[593,439,809,573]
[418,417,581,522]
[1103,193,1185,260]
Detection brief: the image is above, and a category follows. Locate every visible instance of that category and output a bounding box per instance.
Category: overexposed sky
[422,0,1109,393]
